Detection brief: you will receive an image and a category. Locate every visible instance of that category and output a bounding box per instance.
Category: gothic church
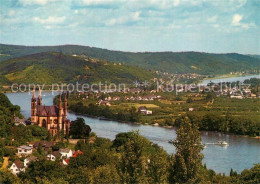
[31,90,70,135]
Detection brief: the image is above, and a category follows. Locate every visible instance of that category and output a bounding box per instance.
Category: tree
[0,169,22,184]
[170,116,204,183]
[117,131,149,184]
[238,164,260,184]
[69,118,91,139]
[206,92,216,102]
[92,165,121,184]
[147,148,170,183]
[19,159,66,183]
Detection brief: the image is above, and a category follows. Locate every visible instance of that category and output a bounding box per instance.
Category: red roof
[61,150,83,166]
[63,158,70,165]
[72,150,83,158]
[37,105,59,117]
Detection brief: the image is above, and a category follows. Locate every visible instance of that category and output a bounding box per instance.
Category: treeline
[244,78,260,87]
[69,102,141,122]
[175,112,260,136]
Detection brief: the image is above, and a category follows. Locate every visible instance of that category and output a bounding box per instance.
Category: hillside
[0,52,155,85]
[0,44,260,74]
[0,44,259,75]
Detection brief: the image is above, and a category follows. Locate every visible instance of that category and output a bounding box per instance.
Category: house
[97,100,111,106]
[189,108,194,111]
[9,160,25,175]
[112,96,121,101]
[230,95,243,99]
[144,95,157,101]
[59,148,73,158]
[72,150,83,158]
[62,159,70,166]
[32,141,55,151]
[24,156,37,167]
[136,96,143,101]
[138,106,152,115]
[62,150,83,166]
[129,88,142,94]
[14,117,26,126]
[145,110,153,115]
[47,151,62,161]
[17,145,33,156]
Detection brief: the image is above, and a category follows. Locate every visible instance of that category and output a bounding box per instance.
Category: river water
[201,74,260,85]
[6,92,260,174]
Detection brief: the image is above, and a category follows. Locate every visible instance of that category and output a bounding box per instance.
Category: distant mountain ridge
[0,52,155,85]
[0,44,259,75]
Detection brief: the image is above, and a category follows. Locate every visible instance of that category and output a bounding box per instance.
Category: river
[201,74,260,85]
[6,92,260,174]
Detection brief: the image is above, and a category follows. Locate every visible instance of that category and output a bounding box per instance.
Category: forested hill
[0,52,155,85]
[0,44,259,75]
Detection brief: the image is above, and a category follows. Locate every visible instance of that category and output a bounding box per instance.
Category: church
[31,90,70,135]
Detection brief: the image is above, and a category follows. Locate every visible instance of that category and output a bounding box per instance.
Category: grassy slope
[0,52,155,85]
[0,44,259,75]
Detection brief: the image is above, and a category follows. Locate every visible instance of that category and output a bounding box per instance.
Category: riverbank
[69,109,260,139]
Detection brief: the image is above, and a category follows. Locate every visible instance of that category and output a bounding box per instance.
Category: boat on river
[205,141,229,146]
[215,141,228,145]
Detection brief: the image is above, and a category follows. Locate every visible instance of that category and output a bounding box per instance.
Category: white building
[47,151,61,161]
[230,95,243,99]
[24,156,37,167]
[59,148,73,158]
[9,160,25,175]
[189,108,194,111]
[139,106,153,115]
[17,145,33,156]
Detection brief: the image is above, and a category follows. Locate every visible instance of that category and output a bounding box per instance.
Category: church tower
[64,93,67,118]
[31,89,37,124]
[37,89,42,106]
[58,94,63,130]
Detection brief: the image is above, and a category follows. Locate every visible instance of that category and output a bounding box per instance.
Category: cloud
[232,14,243,26]
[34,16,66,24]
[173,0,180,7]
[105,11,140,26]
[8,10,15,17]
[231,14,253,29]
[19,0,58,5]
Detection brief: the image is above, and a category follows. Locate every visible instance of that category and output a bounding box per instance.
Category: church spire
[31,88,37,124]
[64,93,67,118]
[37,88,42,106]
[59,94,63,109]
[32,88,36,99]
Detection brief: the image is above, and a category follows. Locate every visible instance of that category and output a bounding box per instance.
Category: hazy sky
[0,0,259,54]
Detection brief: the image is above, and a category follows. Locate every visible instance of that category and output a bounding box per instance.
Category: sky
[0,0,259,54]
